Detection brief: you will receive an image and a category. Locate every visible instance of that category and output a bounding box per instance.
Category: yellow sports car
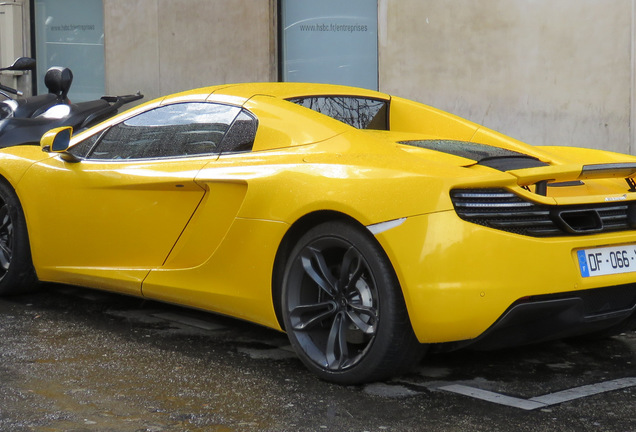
[1,83,635,384]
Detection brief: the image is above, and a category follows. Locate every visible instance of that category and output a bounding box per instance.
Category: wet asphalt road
[0,284,635,432]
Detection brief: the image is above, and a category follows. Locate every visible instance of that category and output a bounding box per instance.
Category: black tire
[0,181,37,295]
[281,220,425,384]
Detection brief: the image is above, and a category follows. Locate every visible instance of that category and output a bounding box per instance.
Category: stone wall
[103,0,276,100]
[102,0,635,153]
[379,0,635,152]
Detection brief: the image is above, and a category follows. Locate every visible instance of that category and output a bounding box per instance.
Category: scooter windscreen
[0,100,18,120]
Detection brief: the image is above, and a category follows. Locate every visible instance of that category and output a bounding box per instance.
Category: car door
[20,101,244,295]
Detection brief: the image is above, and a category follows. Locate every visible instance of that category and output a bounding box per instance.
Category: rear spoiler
[508,163,636,196]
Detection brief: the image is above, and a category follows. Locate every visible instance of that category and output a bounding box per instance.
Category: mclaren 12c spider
[1,83,636,384]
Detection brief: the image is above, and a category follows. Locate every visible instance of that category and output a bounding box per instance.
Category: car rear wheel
[0,181,37,295]
[281,220,424,384]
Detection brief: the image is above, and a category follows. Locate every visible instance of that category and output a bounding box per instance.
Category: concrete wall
[379,0,635,153]
[43,0,636,154]
[102,0,277,101]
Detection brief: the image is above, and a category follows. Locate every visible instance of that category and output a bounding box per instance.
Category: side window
[68,131,103,158]
[287,96,388,130]
[86,102,241,160]
[219,109,258,154]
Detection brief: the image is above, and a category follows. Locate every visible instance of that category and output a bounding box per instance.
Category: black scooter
[0,57,142,148]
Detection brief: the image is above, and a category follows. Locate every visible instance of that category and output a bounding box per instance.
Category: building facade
[0,0,634,154]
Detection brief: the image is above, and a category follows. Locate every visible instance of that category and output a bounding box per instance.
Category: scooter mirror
[1,57,36,72]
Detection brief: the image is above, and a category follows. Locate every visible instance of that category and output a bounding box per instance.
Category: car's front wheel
[0,181,37,295]
[281,220,424,384]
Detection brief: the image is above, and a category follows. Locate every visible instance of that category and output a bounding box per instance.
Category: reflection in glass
[88,103,241,160]
[288,96,388,130]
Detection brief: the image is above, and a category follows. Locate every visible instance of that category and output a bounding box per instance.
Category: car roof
[163,82,391,105]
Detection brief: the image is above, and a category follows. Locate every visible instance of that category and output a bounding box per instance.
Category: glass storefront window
[280,0,378,90]
[34,0,105,101]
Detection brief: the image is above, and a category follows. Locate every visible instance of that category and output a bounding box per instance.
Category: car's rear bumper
[457,284,636,350]
[374,210,636,344]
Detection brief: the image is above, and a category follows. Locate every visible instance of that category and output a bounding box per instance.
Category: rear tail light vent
[451,188,634,237]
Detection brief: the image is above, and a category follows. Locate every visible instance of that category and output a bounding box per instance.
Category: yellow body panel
[19,156,210,294]
[0,146,51,185]
[376,211,636,342]
[2,82,636,347]
[142,218,288,329]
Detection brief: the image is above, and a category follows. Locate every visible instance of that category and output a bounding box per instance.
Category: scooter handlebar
[0,83,22,96]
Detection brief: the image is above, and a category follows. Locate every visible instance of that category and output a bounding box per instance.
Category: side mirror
[40,126,79,162]
[0,57,36,72]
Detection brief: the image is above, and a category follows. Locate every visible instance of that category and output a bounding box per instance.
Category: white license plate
[577,245,636,277]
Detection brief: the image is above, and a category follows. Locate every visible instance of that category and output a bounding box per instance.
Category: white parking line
[530,377,636,406]
[438,384,546,410]
[438,377,636,410]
